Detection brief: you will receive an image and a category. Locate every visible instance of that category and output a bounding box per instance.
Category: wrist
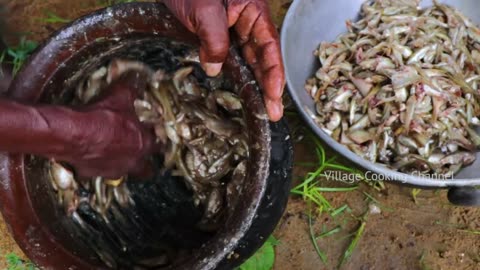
[0,100,90,157]
[37,106,90,158]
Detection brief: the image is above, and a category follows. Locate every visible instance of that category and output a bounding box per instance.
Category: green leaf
[238,236,278,270]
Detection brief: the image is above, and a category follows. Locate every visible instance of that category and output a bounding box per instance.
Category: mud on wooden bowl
[0,3,293,269]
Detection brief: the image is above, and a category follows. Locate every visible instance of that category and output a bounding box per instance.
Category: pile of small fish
[306,0,480,176]
[133,62,248,228]
[50,59,248,229]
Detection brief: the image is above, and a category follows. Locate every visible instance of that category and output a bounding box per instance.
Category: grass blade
[331,204,350,217]
[412,188,422,204]
[316,226,341,239]
[339,220,366,267]
[308,211,328,264]
[458,229,480,235]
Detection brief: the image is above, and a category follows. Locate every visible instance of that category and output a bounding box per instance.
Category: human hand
[53,70,157,179]
[162,0,285,121]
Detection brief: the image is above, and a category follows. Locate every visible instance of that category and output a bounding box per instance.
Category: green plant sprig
[291,133,360,213]
[5,253,37,270]
[1,37,38,75]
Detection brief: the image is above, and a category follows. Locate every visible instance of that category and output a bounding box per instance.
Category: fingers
[91,69,150,111]
[71,142,154,180]
[164,0,285,119]
[253,39,285,121]
[230,1,285,121]
[228,1,260,43]
[164,0,230,77]
[191,1,230,76]
[242,41,284,99]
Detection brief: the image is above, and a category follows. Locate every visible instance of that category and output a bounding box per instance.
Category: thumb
[164,0,230,77]
[194,2,230,77]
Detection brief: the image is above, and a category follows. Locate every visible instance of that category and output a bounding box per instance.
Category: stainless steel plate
[281,0,480,187]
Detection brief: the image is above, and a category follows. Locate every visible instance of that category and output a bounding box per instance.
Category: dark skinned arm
[0,69,156,179]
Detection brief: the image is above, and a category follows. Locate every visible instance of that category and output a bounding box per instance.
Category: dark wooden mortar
[0,3,293,270]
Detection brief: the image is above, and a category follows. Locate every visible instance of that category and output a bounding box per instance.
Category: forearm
[0,99,88,157]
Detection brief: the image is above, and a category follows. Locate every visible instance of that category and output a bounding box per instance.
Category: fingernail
[266,99,284,122]
[203,62,223,77]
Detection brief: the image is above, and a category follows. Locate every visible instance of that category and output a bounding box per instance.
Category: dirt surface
[273,142,480,270]
[0,1,479,270]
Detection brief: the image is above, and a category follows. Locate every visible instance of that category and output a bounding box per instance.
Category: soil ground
[0,1,479,270]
